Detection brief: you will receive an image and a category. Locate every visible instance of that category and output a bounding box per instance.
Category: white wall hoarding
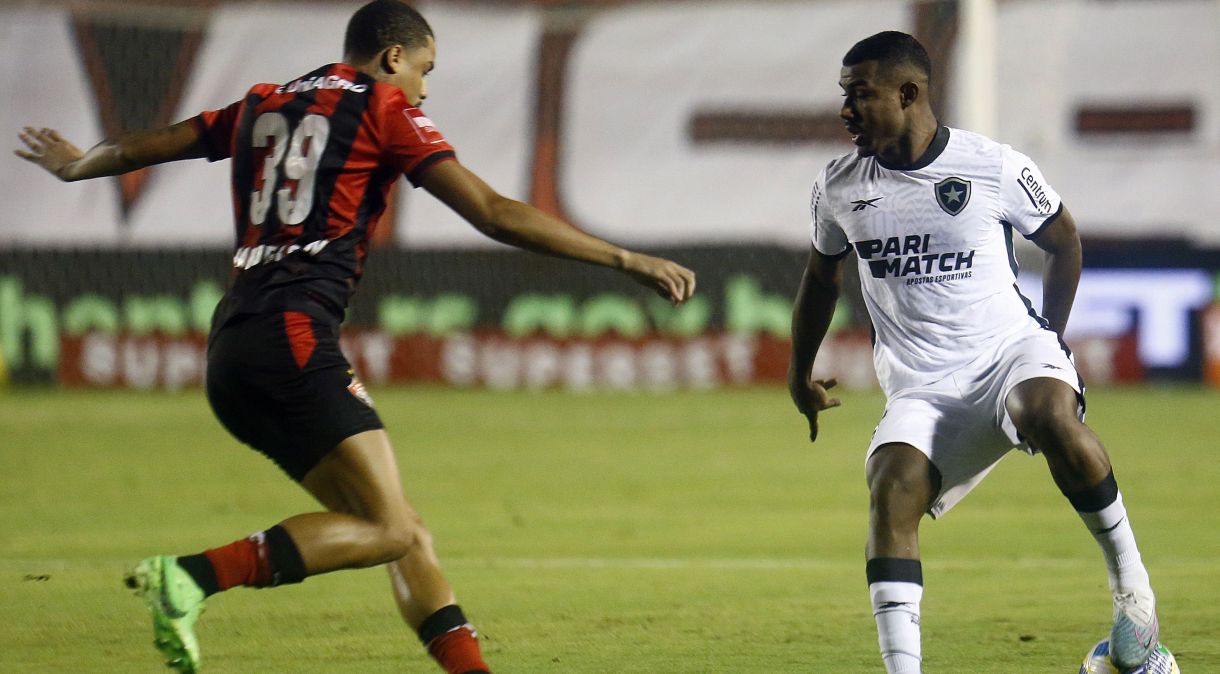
[1,1,1218,247]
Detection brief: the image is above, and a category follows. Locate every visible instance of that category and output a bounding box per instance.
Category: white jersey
[810,126,1063,396]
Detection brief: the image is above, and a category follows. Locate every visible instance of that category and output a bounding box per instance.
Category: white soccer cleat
[1109,587,1158,671]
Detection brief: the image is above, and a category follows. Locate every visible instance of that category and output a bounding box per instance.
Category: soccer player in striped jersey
[788,32,1159,673]
[15,2,694,672]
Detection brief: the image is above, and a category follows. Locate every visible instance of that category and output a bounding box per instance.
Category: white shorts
[867,329,1083,519]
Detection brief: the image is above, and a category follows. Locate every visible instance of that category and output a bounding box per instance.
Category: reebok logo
[851,197,883,212]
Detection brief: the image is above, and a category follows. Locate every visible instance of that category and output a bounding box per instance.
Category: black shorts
[205,309,383,481]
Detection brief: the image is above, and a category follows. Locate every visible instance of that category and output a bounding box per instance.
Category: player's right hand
[788,373,841,443]
[15,127,83,181]
[621,252,696,305]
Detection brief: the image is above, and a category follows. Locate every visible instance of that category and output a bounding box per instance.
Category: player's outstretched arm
[420,159,695,304]
[14,120,206,182]
[789,245,844,442]
[1029,205,1082,338]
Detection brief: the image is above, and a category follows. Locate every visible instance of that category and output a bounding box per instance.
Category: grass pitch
[1,385,1216,673]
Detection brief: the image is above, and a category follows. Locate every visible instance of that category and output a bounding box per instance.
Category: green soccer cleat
[125,555,206,673]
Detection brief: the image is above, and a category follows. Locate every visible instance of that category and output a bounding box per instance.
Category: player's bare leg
[1007,378,1158,669]
[866,444,939,560]
[295,431,451,591]
[141,430,489,674]
[864,443,940,674]
[298,429,490,674]
[1005,378,1109,493]
[302,435,454,623]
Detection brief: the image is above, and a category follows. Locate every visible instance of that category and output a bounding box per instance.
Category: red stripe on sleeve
[193,97,247,162]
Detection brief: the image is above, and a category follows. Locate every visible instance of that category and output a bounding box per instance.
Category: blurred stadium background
[4,2,1220,672]
[1,0,1218,393]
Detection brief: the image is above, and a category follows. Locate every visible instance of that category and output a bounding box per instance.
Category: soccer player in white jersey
[788,31,1160,673]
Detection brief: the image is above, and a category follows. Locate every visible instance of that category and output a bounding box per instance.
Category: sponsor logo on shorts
[347,373,374,408]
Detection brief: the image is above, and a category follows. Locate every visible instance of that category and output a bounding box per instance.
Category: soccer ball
[1079,639,1179,674]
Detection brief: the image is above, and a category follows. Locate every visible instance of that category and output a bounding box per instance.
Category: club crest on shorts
[934,177,971,216]
[347,374,374,408]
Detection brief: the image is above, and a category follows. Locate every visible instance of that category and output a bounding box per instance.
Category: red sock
[203,533,274,591]
[427,626,490,674]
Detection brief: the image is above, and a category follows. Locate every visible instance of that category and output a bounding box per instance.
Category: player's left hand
[15,127,83,181]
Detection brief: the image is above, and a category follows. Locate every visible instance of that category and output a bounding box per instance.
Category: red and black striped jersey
[191,62,456,324]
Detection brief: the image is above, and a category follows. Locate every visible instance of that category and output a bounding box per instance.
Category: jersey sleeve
[810,166,848,256]
[189,97,245,162]
[1000,145,1063,238]
[379,98,457,187]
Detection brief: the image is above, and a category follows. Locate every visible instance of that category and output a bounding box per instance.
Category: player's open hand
[621,252,696,305]
[788,373,841,442]
[15,127,83,181]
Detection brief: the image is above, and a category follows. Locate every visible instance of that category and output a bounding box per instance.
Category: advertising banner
[2,247,1212,390]
[1205,304,1220,388]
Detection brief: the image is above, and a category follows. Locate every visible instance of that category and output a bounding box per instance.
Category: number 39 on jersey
[249,112,330,227]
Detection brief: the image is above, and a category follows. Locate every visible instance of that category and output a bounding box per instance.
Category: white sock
[870,581,923,674]
[1076,491,1151,594]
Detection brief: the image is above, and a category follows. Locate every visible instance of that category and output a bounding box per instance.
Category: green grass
[0,385,1216,673]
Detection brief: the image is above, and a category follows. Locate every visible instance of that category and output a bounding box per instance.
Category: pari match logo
[853,233,976,286]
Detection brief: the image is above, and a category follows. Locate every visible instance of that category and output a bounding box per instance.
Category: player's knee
[867,447,938,522]
[375,527,410,561]
[379,514,434,561]
[1016,407,1082,453]
[869,474,929,524]
[1008,381,1080,440]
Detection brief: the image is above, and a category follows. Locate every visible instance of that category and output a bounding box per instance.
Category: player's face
[390,35,436,106]
[838,61,907,158]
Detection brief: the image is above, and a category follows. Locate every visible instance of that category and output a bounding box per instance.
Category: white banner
[992,0,1220,245]
[397,2,542,248]
[561,0,908,247]
[0,10,122,245]
[4,1,1220,248]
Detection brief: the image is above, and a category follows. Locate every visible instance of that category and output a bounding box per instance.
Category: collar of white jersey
[875,125,950,172]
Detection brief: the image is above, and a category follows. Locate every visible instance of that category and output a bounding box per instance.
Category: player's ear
[380,44,404,75]
[899,81,920,109]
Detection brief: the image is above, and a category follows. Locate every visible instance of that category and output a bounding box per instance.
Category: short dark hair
[344,0,433,61]
[843,31,932,82]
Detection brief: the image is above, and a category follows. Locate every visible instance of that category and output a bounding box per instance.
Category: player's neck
[877,117,940,169]
[344,57,384,83]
